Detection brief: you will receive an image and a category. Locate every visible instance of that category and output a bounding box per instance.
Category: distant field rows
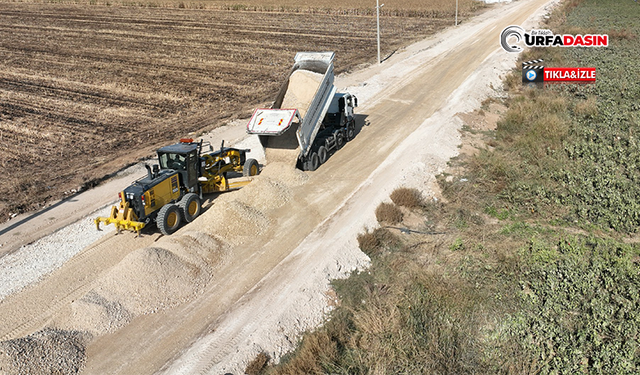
[2,0,480,16]
[0,1,453,218]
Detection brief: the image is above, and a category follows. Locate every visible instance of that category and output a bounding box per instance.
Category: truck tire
[243,158,259,176]
[157,203,182,235]
[306,152,320,171]
[179,193,201,223]
[346,120,356,141]
[335,131,345,150]
[317,146,328,164]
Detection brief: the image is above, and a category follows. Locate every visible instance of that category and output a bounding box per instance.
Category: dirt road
[0,0,555,373]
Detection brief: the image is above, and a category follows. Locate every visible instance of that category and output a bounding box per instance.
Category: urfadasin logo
[501,25,526,53]
[500,25,608,53]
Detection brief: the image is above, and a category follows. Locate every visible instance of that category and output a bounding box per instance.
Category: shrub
[390,187,424,208]
[375,202,403,223]
[357,228,399,257]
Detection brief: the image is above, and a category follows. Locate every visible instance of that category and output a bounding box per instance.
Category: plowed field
[0,2,454,220]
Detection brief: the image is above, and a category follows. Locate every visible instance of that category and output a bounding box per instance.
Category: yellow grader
[95,138,259,235]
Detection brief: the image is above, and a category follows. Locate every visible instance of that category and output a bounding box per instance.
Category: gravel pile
[0,82,317,370]
[0,206,115,301]
[259,162,309,187]
[63,292,133,335]
[92,246,211,314]
[231,177,291,211]
[200,200,271,245]
[0,328,89,374]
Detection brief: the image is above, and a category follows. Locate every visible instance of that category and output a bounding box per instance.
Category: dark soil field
[0,1,456,221]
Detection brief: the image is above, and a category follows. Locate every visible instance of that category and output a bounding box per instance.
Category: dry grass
[245,352,270,375]
[375,202,403,224]
[356,227,398,256]
[389,187,423,208]
[573,95,598,119]
[607,27,637,40]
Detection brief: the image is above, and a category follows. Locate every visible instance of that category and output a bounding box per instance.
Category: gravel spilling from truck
[281,70,324,118]
[262,70,324,167]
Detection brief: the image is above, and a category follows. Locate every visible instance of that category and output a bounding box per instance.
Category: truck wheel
[335,131,345,150]
[317,146,328,164]
[243,158,259,176]
[346,121,356,141]
[179,193,201,223]
[306,152,320,171]
[157,203,182,235]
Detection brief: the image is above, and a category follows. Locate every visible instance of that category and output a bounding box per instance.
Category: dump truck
[246,52,358,171]
[95,138,259,235]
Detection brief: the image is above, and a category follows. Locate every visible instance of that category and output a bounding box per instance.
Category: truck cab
[323,92,358,128]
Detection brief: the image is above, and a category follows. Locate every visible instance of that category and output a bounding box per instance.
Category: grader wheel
[157,203,182,235]
[243,158,259,177]
[179,193,201,223]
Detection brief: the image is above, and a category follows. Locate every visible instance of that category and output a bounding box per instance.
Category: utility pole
[376,0,384,64]
[455,0,458,26]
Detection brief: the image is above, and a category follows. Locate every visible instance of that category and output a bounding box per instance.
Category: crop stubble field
[0,0,479,220]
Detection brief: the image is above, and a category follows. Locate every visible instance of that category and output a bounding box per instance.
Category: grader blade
[94,192,146,235]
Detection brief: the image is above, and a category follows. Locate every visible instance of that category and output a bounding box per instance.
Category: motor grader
[95,138,259,235]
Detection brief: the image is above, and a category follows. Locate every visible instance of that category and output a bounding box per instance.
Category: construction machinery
[247,52,358,171]
[95,138,259,235]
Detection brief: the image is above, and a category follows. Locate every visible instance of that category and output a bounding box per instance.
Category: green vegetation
[261,0,640,373]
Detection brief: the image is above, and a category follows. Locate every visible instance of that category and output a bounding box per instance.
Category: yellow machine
[95,139,259,235]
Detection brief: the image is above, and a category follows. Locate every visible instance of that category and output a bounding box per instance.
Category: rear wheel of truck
[335,131,345,150]
[157,203,182,235]
[179,193,201,223]
[317,146,328,164]
[243,158,259,176]
[306,152,320,171]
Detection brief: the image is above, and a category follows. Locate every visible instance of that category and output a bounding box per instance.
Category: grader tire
[179,193,201,223]
[243,158,259,176]
[157,203,182,235]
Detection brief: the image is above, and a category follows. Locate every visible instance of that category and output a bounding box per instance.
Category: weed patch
[375,202,403,224]
[390,187,424,208]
